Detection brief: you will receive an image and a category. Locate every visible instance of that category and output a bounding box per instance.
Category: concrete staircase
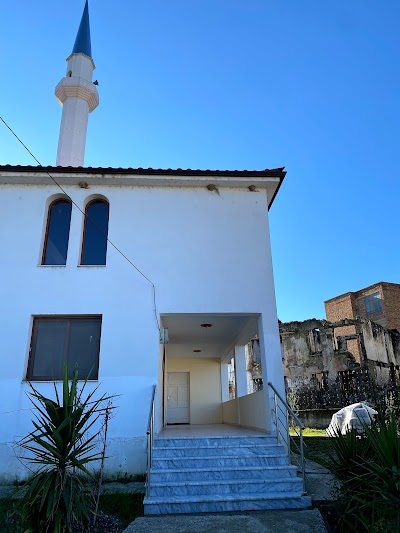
[144,433,311,515]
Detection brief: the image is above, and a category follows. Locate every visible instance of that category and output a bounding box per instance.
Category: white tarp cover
[327,402,378,435]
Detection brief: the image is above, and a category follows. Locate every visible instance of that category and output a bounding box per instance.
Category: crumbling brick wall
[325,293,356,323]
[280,317,400,410]
[381,283,400,330]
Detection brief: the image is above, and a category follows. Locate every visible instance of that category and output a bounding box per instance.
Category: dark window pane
[67,319,101,379]
[365,293,382,314]
[81,201,109,265]
[27,317,101,381]
[29,320,67,380]
[43,200,72,265]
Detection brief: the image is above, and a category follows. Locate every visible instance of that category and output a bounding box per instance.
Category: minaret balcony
[55,77,99,112]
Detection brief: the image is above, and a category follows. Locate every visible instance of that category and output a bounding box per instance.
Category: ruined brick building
[231,283,400,410]
[325,282,400,330]
[281,282,400,409]
[324,282,400,365]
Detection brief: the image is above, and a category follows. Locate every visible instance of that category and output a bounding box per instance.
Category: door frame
[164,370,191,425]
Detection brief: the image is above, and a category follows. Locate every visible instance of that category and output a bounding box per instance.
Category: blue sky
[1,1,399,322]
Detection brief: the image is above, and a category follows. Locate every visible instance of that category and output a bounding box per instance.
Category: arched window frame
[41,197,72,266]
[80,197,110,266]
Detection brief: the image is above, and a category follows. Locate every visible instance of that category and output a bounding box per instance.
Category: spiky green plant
[353,414,400,531]
[325,425,372,484]
[327,414,400,532]
[15,364,114,533]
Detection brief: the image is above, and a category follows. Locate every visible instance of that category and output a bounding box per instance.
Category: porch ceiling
[161,313,258,360]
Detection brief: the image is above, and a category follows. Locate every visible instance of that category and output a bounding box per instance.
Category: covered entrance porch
[145,313,309,514]
[158,313,279,435]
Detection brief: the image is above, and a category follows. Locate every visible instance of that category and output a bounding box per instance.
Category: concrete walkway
[123,509,327,533]
[304,457,339,502]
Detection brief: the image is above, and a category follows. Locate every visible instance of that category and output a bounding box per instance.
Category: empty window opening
[228,357,236,399]
[308,328,322,354]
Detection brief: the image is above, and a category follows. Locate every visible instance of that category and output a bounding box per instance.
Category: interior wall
[166,357,222,424]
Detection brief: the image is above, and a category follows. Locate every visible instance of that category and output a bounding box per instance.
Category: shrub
[327,414,400,532]
[15,364,114,532]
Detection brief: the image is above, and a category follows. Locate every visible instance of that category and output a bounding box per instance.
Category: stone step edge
[148,478,302,488]
[155,434,274,441]
[153,453,288,462]
[154,434,277,443]
[154,444,282,451]
[144,491,309,505]
[150,465,297,474]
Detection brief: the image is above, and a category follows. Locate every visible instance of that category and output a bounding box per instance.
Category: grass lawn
[289,428,335,469]
[289,427,327,437]
[0,493,144,532]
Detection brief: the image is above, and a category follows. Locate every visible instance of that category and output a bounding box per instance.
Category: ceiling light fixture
[200,323,213,328]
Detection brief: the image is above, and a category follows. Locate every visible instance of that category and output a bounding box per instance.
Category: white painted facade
[0,171,285,482]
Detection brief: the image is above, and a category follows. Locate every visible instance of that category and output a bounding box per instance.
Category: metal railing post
[146,431,150,498]
[273,392,279,442]
[286,407,290,460]
[299,426,305,493]
[268,382,306,495]
[145,385,157,500]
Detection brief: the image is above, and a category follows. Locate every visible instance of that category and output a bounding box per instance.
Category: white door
[167,372,190,424]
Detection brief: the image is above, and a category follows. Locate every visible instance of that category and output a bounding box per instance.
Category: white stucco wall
[166,357,222,424]
[222,390,267,431]
[0,182,282,480]
[222,398,239,425]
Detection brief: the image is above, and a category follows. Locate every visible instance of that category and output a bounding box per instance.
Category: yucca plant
[353,414,400,531]
[15,364,114,533]
[325,425,372,485]
[327,413,400,532]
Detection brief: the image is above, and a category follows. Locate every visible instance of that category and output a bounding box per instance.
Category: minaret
[55,0,99,167]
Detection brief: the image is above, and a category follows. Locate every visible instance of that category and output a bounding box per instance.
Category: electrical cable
[0,115,160,330]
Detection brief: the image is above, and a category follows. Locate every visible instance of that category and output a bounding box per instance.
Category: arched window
[42,199,72,265]
[81,199,109,265]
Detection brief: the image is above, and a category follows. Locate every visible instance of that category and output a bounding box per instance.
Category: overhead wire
[0,115,160,330]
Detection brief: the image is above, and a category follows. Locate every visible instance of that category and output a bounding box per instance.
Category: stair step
[153,454,289,469]
[150,465,297,482]
[154,435,276,447]
[148,478,303,497]
[144,492,312,514]
[153,444,283,458]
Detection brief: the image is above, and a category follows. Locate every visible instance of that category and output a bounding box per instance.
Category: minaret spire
[72,0,92,57]
[55,0,99,167]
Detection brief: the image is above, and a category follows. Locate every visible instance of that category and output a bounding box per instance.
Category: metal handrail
[268,381,305,493]
[145,384,156,499]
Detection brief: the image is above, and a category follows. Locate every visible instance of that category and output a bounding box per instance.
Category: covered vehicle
[327,402,378,435]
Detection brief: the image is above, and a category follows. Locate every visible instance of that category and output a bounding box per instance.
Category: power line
[0,115,160,330]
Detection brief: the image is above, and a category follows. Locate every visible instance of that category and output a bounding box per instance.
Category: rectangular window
[27,316,102,381]
[364,293,382,315]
